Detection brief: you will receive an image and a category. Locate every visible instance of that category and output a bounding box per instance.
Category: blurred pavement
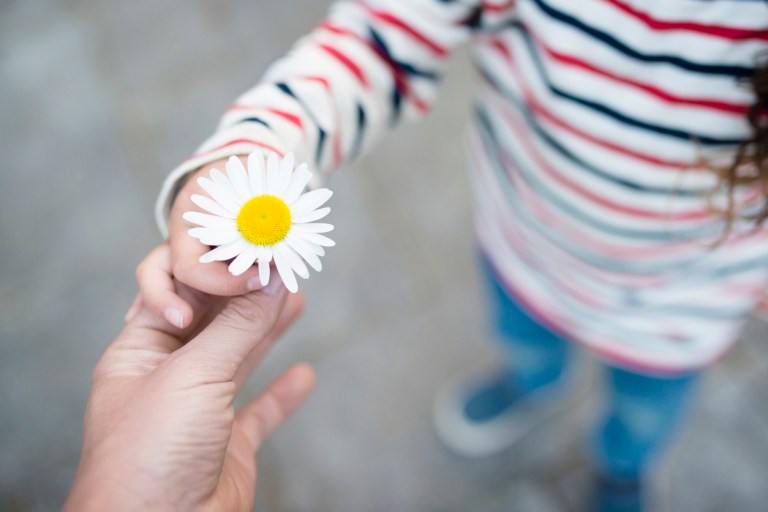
[2,1,768,511]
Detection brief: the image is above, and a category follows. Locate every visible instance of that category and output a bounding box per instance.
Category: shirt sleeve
[155,0,482,236]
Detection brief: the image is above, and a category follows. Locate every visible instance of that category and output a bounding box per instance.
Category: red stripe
[606,0,768,41]
[265,108,303,129]
[318,43,369,87]
[515,30,749,115]
[333,129,343,167]
[226,103,262,112]
[489,39,514,65]
[364,7,448,57]
[482,0,516,14]
[302,75,331,90]
[189,139,283,161]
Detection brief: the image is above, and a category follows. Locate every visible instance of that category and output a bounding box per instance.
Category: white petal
[199,239,249,263]
[256,245,273,263]
[265,152,281,194]
[298,232,335,247]
[273,152,294,197]
[188,227,240,246]
[247,151,266,196]
[288,232,325,256]
[285,232,325,256]
[275,242,309,279]
[228,244,259,276]
[309,243,325,257]
[258,258,271,286]
[266,151,280,173]
[286,235,322,272]
[197,176,242,213]
[226,156,252,198]
[183,211,237,230]
[256,246,272,286]
[191,194,235,218]
[293,207,330,224]
[273,248,298,293]
[282,163,311,204]
[293,223,334,234]
[290,189,333,218]
[210,168,247,203]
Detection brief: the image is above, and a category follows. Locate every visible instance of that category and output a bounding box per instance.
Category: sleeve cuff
[154,123,303,238]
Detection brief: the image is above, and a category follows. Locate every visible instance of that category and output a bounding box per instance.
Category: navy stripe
[236,117,270,129]
[369,27,440,80]
[516,23,746,146]
[350,103,366,160]
[530,0,755,78]
[390,85,403,126]
[276,82,327,166]
[474,64,706,198]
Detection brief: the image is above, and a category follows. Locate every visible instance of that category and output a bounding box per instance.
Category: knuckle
[172,259,191,281]
[135,260,146,281]
[221,296,272,331]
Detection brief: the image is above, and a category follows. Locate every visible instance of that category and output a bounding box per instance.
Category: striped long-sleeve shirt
[157,0,768,374]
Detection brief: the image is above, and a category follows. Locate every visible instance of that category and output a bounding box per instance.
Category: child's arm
[141,0,483,327]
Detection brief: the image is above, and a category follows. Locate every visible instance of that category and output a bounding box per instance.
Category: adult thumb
[173,278,288,382]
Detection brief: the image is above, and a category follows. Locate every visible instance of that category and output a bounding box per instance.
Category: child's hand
[135,157,263,328]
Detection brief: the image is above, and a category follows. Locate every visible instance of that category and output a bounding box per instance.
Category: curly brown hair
[709,57,768,232]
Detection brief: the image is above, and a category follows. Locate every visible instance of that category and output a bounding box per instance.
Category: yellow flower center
[236,195,292,246]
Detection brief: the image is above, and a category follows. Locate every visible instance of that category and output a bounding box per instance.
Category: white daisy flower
[183,151,334,293]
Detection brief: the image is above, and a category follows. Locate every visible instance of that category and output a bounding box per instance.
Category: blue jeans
[483,259,699,478]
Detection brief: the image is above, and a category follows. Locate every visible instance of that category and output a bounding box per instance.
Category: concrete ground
[2,1,768,511]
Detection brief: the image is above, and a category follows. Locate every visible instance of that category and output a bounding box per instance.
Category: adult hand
[65,244,315,511]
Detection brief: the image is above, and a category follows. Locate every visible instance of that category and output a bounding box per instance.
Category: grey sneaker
[432,365,589,457]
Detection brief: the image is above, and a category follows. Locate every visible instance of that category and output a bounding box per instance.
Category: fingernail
[263,276,284,295]
[165,307,184,329]
[247,276,263,291]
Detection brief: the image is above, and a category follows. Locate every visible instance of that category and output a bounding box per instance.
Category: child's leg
[483,257,572,395]
[592,365,699,479]
[461,257,573,422]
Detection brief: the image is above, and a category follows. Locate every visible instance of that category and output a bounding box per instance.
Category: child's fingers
[167,160,264,297]
[136,244,194,329]
[170,225,264,297]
